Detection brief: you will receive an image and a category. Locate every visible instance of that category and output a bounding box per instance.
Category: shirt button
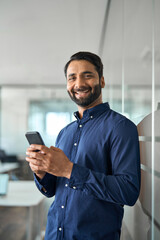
[73,186,76,189]
[65,184,68,187]
[90,115,93,119]
[61,205,64,209]
[74,143,77,146]
[79,124,82,128]
[59,227,62,231]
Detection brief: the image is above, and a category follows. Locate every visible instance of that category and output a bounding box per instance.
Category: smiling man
[66,58,104,112]
[26,52,141,240]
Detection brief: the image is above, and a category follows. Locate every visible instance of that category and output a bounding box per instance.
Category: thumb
[50,146,61,152]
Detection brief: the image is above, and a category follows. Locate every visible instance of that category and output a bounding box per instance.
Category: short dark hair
[64,51,103,79]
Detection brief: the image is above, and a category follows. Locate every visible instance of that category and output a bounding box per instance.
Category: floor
[0,197,52,240]
[0,206,27,240]
[0,162,53,240]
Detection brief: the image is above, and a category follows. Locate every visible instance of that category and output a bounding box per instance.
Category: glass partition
[102,0,160,239]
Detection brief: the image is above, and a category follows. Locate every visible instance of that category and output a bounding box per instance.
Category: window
[46,112,71,136]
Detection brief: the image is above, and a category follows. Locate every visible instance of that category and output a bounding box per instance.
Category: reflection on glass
[137,108,160,239]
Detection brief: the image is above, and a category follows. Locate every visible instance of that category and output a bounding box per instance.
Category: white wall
[0,0,105,85]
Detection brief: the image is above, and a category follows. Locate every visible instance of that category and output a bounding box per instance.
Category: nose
[74,76,85,89]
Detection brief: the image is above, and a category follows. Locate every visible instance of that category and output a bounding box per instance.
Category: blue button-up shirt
[35,102,140,240]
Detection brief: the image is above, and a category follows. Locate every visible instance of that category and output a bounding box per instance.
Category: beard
[67,83,102,107]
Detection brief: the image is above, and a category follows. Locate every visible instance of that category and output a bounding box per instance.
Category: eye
[85,74,93,79]
[68,76,76,82]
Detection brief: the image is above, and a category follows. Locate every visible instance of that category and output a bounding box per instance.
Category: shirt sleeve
[69,119,141,206]
[34,172,57,198]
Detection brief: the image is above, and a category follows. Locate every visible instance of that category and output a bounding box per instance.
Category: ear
[100,77,105,88]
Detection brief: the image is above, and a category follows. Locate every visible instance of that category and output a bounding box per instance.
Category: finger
[26,151,45,161]
[26,149,35,156]
[30,144,49,153]
[26,149,46,157]
[26,147,35,152]
[50,146,56,150]
[26,156,37,163]
[26,157,43,166]
[26,145,41,154]
[50,146,61,152]
[29,162,42,172]
[29,159,48,173]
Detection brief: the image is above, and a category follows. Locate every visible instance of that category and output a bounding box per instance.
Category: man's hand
[26,144,73,179]
[25,145,46,179]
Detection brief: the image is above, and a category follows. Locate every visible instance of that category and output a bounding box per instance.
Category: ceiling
[0,0,159,86]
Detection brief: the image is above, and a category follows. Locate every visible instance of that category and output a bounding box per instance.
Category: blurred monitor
[0,174,9,195]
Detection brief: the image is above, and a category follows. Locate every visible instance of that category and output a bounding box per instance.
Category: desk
[0,163,19,173]
[0,181,45,240]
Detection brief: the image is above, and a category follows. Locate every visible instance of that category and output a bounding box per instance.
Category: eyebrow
[82,71,94,75]
[68,73,75,78]
[67,71,94,78]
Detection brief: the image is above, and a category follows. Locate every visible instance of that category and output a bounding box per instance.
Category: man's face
[66,60,104,107]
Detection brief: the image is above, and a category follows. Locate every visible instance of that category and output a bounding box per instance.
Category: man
[26,52,141,240]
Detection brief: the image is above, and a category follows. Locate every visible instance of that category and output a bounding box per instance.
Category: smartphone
[25,131,45,146]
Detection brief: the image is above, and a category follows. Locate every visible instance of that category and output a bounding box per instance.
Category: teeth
[76,90,89,93]
[83,90,89,93]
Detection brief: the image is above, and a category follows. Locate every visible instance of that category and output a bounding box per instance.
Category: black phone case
[25,131,45,145]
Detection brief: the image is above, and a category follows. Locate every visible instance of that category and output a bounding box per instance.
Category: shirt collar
[73,102,110,120]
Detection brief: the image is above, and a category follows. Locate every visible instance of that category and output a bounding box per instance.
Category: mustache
[71,86,92,93]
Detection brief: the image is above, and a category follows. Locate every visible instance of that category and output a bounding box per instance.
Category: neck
[77,95,103,119]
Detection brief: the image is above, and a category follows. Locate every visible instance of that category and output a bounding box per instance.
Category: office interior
[0,0,159,239]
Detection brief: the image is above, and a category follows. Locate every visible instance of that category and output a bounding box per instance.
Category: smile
[74,89,90,97]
